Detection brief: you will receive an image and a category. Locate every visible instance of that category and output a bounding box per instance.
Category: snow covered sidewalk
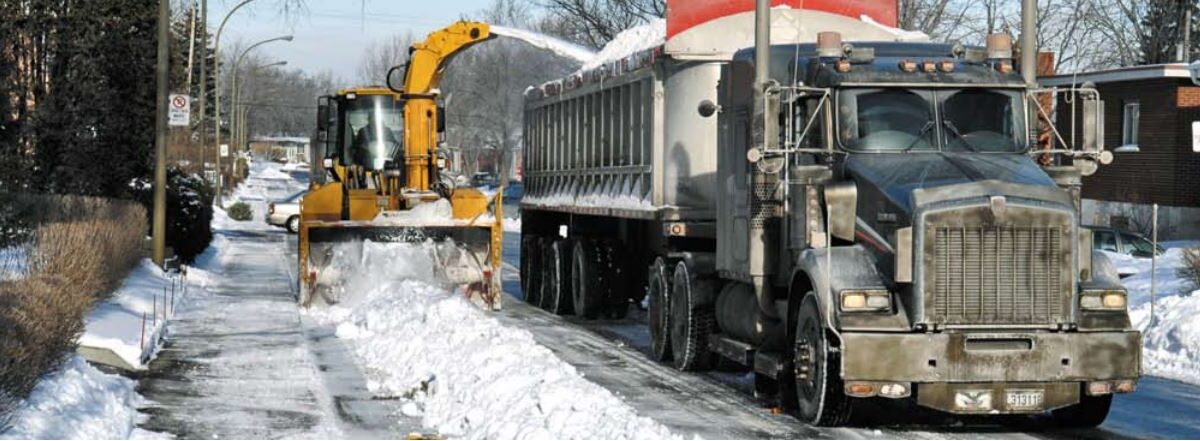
[0,357,159,440]
[78,260,195,371]
[1106,248,1200,385]
[306,242,675,440]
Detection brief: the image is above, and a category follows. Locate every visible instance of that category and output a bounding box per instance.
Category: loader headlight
[840,289,891,312]
[1081,290,1127,311]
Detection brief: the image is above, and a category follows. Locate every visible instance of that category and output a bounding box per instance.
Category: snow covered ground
[0,356,161,440]
[0,246,25,281]
[1105,246,1200,385]
[79,260,197,370]
[306,241,675,439]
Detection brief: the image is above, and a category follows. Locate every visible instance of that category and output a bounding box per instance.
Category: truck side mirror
[437,105,447,133]
[1081,93,1103,154]
[316,102,329,131]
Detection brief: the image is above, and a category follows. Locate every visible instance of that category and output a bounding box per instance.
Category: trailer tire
[570,238,601,319]
[794,293,851,426]
[647,257,672,361]
[669,261,716,371]
[541,239,573,314]
[1051,390,1112,428]
[521,235,543,307]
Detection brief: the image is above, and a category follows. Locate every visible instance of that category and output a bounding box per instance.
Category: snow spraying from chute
[489,25,596,63]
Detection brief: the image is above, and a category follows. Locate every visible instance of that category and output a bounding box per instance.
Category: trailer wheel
[570,238,601,319]
[541,239,573,314]
[669,261,716,371]
[1051,390,1112,428]
[794,294,851,426]
[521,235,543,306]
[647,257,672,361]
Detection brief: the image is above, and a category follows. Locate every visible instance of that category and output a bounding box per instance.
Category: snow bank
[80,259,195,370]
[490,26,595,63]
[1110,248,1200,385]
[0,356,161,439]
[502,217,522,233]
[580,19,665,72]
[307,243,674,439]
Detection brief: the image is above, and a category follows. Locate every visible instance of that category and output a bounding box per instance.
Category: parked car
[502,181,523,204]
[1089,225,1165,258]
[267,190,305,233]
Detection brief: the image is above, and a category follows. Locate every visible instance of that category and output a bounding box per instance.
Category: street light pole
[212,0,263,206]
[152,0,170,267]
[232,53,288,158]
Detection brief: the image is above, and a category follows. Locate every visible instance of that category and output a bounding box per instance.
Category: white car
[267,190,305,233]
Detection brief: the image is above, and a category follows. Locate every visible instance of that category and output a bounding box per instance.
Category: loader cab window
[341,94,403,171]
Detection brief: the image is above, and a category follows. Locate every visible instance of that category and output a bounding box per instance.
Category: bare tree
[357,33,415,86]
[538,0,665,48]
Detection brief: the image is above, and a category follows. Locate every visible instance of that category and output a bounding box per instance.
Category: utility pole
[1020,0,1037,87]
[152,0,171,267]
[1183,6,1193,62]
[197,0,208,180]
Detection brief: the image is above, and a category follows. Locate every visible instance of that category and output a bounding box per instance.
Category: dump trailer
[300,22,503,309]
[520,0,1140,427]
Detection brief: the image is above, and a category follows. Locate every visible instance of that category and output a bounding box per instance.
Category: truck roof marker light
[921,60,937,73]
[939,60,955,73]
[899,60,917,73]
[834,59,852,73]
[996,61,1014,74]
[816,31,843,58]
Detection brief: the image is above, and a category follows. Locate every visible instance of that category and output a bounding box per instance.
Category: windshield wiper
[902,120,936,152]
[942,119,980,152]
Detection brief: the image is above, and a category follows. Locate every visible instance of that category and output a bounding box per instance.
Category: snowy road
[497,232,1200,440]
[134,228,411,439]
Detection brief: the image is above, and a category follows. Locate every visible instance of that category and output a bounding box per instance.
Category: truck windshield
[341,94,403,170]
[838,87,1027,153]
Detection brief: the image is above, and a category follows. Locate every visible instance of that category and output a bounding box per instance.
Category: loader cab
[317,89,406,183]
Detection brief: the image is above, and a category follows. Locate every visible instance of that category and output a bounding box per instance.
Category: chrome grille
[930,226,1065,325]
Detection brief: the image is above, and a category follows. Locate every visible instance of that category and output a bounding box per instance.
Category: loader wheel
[669,261,716,371]
[794,293,851,426]
[521,236,543,306]
[570,238,601,319]
[647,257,672,362]
[1051,389,1112,428]
[541,239,573,314]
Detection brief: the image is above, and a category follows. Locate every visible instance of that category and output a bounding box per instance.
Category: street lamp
[217,35,291,206]
[210,0,264,205]
[234,60,287,158]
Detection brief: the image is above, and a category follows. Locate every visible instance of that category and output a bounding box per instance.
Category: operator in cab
[351,110,401,171]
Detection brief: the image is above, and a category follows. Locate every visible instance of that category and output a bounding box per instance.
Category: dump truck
[300,22,503,309]
[519,0,1140,427]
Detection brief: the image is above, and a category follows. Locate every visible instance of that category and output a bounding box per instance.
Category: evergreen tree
[1141,0,1200,64]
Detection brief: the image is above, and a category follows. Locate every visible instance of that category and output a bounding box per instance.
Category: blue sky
[205,0,494,80]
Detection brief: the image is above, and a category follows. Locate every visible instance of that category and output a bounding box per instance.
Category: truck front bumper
[840,330,1141,413]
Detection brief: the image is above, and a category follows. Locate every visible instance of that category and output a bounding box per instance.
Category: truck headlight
[1081,290,1127,311]
[840,289,891,312]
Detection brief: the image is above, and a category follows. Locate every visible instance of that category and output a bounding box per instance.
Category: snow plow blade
[298,220,502,310]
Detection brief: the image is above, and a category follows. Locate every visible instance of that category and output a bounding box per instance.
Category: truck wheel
[793,294,851,426]
[570,238,601,319]
[647,257,672,361]
[521,236,543,306]
[1051,391,1112,428]
[541,239,573,314]
[669,261,716,371]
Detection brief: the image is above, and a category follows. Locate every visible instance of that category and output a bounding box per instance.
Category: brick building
[1040,63,1200,239]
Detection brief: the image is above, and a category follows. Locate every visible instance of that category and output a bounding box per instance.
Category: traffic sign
[168,94,191,127]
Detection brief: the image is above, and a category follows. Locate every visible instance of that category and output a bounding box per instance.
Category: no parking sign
[169,94,191,127]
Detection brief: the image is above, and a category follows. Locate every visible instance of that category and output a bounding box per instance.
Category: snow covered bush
[133,168,213,263]
[0,194,145,430]
[226,202,253,221]
[1182,248,1200,288]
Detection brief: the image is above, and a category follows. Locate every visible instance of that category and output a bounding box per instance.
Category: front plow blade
[299,221,502,310]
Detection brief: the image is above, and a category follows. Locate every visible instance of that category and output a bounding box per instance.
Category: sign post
[168,94,191,127]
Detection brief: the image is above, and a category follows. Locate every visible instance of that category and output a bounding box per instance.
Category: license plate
[1006,390,1044,410]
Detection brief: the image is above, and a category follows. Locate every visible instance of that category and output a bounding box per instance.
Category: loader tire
[647,257,672,361]
[521,235,543,306]
[570,238,601,319]
[541,239,573,315]
[794,293,852,426]
[669,260,716,371]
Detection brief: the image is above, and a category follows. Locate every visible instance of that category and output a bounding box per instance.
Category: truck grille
[929,226,1067,325]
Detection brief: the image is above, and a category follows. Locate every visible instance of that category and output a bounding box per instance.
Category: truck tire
[521,235,543,306]
[570,238,601,319]
[669,260,716,371]
[541,239,573,314]
[1051,391,1112,428]
[647,257,672,361]
[793,294,851,426]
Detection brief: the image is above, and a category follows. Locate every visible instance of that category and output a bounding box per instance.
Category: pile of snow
[307,242,674,439]
[859,14,930,42]
[1106,248,1200,385]
[579,19,665,72]
[375,199,454,224]
[490,26,595,63]
[0,356,160,439]
[80,259,197,369]
[502,217,521,233]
